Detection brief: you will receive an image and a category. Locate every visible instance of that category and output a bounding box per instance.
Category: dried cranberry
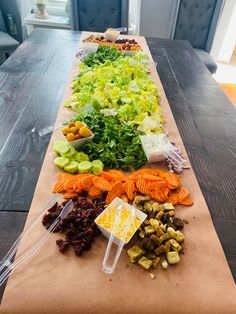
[42,194,105,257]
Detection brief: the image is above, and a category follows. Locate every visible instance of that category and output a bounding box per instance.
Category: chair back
[174,0,224,52]
[70,0,129,32]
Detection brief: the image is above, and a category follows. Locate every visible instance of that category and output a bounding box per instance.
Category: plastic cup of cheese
[104,28,120,42]
[95,197,147,245]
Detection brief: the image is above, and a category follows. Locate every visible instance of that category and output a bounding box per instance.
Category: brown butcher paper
[1,34,236,314]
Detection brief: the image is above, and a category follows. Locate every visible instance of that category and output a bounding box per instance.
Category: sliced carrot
[123,181,136,200]
[58,172,73,181]
[100,171,116,182]
[63,192,77,199]
[178,187,189,201]
[88,185,102,197]
[73,181,78,191]
[106,181,124,204]
[164,172,180,189]
[80,174,95,190]
[64,175,81,191]
[107,169,127,182]
[65,188,75,193]
[166,192,179,205]
[149,190,168,203]
[52,179,66,193]
[75,181,84,193]
[132,169,154,175]
[142,174,164,181]
[133,168,166,177]
[127,174,140,182]
[136,180,150,195]
[146,180,167,192]
[92,177,112,191]
[179,197,193,206]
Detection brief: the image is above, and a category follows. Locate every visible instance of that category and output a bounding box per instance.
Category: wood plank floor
[219,83,236,107]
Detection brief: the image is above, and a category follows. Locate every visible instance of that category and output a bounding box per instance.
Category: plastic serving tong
[0,196,73,287]
[102,204,136,274]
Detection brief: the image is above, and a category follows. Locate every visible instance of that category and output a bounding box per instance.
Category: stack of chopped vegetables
[47,41,194,270]
[70,111,147,170]
[52,168,193,206]
[65,46,165,134]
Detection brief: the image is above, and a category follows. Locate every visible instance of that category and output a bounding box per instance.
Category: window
[47,0,67,16]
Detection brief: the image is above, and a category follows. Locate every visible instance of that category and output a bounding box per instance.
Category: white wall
[139,0,179,38]
[211,0,236,62]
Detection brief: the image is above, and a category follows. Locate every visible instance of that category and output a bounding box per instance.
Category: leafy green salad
[71,111,147,171]
[65,47,165,134]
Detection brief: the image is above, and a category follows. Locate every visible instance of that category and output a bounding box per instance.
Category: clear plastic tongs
[102,204,136,274]
[0,195,73,287]
[159,136,187,171]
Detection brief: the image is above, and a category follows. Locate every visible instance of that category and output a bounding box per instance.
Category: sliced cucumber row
[53,141,104,175]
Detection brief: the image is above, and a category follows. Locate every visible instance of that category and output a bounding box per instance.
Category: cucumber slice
[74,152,89,162]
[78,161,92,174]
[64,161,79,173]
[54,141,70,155]
[61,146,76,158]
[91,159,104,175]
[54,157,70,169]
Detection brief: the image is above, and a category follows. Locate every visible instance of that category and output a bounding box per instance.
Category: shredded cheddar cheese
[96,205,141,242]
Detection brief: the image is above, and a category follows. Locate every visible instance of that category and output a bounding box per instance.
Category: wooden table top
[0,29,235,301]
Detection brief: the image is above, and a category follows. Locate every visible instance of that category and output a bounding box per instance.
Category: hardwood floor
[219,83,236,107]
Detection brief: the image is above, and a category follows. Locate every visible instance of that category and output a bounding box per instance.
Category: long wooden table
[0,29,235,303]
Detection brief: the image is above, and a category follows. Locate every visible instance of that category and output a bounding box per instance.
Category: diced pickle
[138,256,152,270]
[138,230,145,239]
[167,227,176,239]
[159,233,170,243]
[158,204,165,211]
[167,221,177,230]
[127,246,144,263]
[155,245,165,255]
[143,202,153,212]
[167,251,180,264]
[144,225,155,235]
[149,218,159,228]
[155,226,165,237]
[156,211,164,220]
[150,234,161,246]
[134,195,151,204]
[152,257,160,268]
[169,239,182,252]
[126,198,186,270]
[130,257,138,263]
[160,224,167,232]
[152,203,160,212]
[163,203,175,210]
[175,230,185,243]
[146,253,156,259]
[164,240,171,253]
